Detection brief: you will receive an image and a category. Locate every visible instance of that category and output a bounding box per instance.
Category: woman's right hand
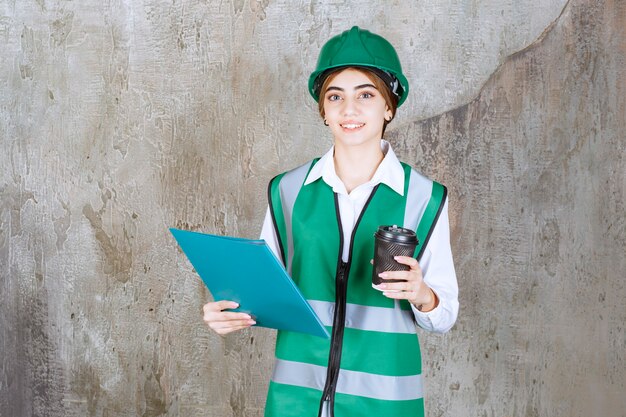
[202,300,256,335]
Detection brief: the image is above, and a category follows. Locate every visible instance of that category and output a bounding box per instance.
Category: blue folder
[170,228,330,339]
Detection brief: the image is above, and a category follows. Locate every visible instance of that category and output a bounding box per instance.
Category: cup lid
[376,225,418,244]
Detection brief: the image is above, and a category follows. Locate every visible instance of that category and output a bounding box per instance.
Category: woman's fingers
[378,270,413,281]
[378,256,422,282]
[204,300,239,313]
[212,323,255,335]
[375,257,424,303]
[380,288,414,300]
[393,255,420,269]
[377,278,413,291]
[202,300,256,335]
[208,318,256,334]
[204,310,253,322]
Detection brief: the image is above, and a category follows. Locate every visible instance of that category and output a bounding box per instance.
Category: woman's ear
[384,107,393,122]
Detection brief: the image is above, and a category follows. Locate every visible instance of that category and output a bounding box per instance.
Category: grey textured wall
[1,1,624,417]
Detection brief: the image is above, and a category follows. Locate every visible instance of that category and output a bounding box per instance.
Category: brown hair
[317,67,399,135]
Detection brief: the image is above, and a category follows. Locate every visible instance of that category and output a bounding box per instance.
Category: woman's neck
[333,140,384,193]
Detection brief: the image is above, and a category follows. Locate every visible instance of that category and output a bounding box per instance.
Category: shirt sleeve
[260,207,282,260]
[411,198,459,333]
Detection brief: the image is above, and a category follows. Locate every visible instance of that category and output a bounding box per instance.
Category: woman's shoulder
[398,161,447,192]
[269,158,318,186]
[278,159,317,176]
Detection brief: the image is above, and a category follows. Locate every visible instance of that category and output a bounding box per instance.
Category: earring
[324,119,329,126]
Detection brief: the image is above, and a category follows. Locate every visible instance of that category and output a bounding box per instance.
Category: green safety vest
[265,159,447,417]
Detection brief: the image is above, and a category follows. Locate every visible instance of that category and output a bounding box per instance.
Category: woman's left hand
[375,255,439,312]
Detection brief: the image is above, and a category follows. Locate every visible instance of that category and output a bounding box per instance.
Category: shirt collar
[304,140,405,196]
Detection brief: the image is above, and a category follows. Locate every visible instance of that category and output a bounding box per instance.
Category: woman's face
[322,68,392,150]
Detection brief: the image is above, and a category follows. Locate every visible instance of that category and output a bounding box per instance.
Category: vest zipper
[319,255,349,416]
[318,186,380,417]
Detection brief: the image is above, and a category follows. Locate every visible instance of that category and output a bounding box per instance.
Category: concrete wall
[1,0,624,416]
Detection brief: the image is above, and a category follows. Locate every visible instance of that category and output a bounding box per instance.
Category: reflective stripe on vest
[308,300,416,334]
[272,359,424,401]
[267,160,315,274]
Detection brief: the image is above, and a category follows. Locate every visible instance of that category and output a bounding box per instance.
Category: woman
[203,26,459,417]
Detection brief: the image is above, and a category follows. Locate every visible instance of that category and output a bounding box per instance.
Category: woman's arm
[260,207,281,259]
[411,199,459,333]
[380,199,459,333]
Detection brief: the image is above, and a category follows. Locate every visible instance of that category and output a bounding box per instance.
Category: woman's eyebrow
[354,83,377,90]
[326,83,378,92]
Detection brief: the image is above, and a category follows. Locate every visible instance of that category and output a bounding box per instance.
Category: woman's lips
[340,122,365,131]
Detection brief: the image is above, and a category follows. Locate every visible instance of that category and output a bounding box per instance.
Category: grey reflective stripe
[308,300,417,334]
[403,168,433,232]
[279,161,313,274]
[272,359,424,401]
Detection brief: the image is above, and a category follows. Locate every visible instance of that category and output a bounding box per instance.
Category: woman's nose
[342,97,358,116]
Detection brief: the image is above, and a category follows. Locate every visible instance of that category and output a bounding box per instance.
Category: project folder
[170,228,330,339]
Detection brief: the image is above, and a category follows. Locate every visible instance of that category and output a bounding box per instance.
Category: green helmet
[308,26,409,107]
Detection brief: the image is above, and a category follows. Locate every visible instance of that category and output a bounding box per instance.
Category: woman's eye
[327,94,341,101]
[359,92,374,99]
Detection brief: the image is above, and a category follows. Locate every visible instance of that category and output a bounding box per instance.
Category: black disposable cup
[372,225,418,288]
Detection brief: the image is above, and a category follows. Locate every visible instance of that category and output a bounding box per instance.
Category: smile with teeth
[340,123,364,130]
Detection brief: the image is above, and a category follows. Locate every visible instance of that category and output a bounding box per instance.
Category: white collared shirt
[260,140,459,333]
